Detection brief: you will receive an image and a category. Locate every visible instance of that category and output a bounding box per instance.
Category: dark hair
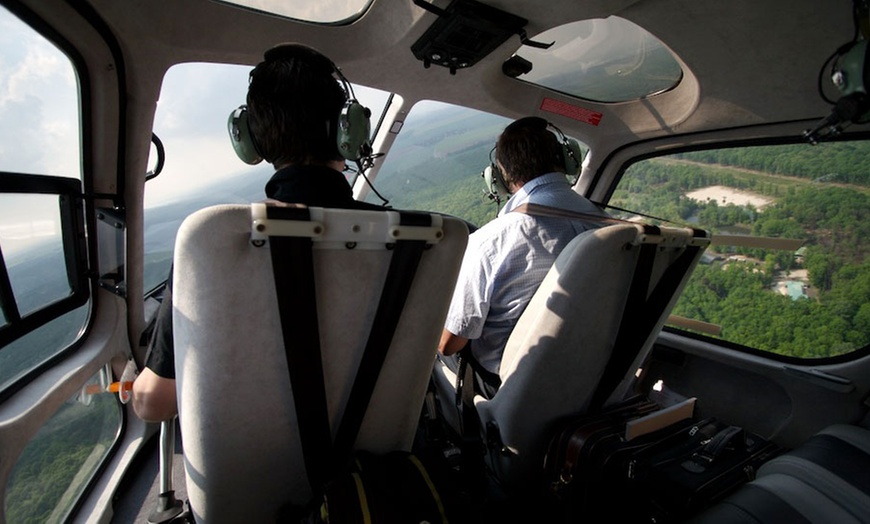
[495,117,565,185]
[246,43,347,166]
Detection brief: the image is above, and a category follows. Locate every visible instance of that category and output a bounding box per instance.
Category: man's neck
[274,159,346,172]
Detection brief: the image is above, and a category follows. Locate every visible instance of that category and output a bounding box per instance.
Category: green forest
[5,391,120,523]
[364,104,511,226]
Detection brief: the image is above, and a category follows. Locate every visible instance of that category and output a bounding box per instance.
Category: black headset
[228,45,373,165]
[482,117,584,200]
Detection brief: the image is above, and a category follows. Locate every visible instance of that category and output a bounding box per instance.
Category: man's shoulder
[468,213,537,252]
[475,212,534,234]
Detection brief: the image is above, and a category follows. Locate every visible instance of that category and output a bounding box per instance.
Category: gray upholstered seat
[173,204,467,523]
[435,222,709,491]
[692,424,870,523]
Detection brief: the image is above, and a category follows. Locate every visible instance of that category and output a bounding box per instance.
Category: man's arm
[133,291,177,423]
[132,367,177,422]
[440,228,488,357]
[438,328,468,356]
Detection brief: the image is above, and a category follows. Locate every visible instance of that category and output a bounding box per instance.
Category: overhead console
[410,0,551,74]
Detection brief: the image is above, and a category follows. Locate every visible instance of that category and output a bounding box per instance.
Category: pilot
[132,43,382,422]
[438,117,608,398]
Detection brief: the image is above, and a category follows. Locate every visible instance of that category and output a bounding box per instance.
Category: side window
[611,141,870,359]
[4,369,121,523]
[366,101,513,227]
[0,6,89,388]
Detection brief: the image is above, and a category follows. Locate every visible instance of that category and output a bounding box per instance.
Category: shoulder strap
[267,206,333,492]
[512,202,623,226]
[586,241,656,413]
[513,203,688,237]
[588,234,704,412]
[332,214,429,465]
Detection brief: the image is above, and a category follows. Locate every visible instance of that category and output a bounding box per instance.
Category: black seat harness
[263,206,432,493]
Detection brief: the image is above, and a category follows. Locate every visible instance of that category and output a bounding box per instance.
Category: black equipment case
[544,401,781,522]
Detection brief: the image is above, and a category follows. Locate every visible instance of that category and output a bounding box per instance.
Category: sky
[144,62,256,207]
[0,8,78,178]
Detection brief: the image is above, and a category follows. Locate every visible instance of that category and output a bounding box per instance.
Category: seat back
[173,204,467,523]
[474,222,709,489]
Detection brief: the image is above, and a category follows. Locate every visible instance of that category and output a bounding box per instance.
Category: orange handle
[84,381,134,395]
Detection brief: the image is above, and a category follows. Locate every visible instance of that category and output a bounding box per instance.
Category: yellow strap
[351,472,372,524]
[409,455,449,523]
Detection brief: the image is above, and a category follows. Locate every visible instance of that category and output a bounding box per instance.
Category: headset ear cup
[337,100,372,161]
[227,106,263,165]
[562,137,583,177]
[483,164,511,198]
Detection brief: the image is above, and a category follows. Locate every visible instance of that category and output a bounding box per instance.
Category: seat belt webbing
[269,233,333,491]
[512,202,707,238]
[588,242,701,412]
[587,241,656,413]
[332,232,428,467]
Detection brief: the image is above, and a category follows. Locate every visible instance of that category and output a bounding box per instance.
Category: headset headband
[263,43,359,101]
[505,116,549,132]
[263,43,337,76]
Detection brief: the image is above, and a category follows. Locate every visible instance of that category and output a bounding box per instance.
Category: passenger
[438,117,608,398]
[132,43,382,422]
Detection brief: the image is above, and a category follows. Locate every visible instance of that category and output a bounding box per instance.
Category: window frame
[0,175,90,349]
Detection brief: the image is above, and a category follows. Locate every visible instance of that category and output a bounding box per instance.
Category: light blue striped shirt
[444,173,607,374]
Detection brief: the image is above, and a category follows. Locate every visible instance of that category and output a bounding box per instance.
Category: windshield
[144,62,391,293]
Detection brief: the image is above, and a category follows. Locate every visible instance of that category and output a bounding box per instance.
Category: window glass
[365,100,514,227]
[0,307,88,392]
[509,17,682,103]
[4,369,121,523]
[145,62,391,292]
[0,5,80,179]
[213,0,371,24]
[611,141,870,358]
[0,193,70,316]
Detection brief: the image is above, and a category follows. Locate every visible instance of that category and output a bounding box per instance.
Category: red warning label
[540,97,603,126]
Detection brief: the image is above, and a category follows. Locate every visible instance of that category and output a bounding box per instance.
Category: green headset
[228,46,373,165]
[482,116,584,200]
